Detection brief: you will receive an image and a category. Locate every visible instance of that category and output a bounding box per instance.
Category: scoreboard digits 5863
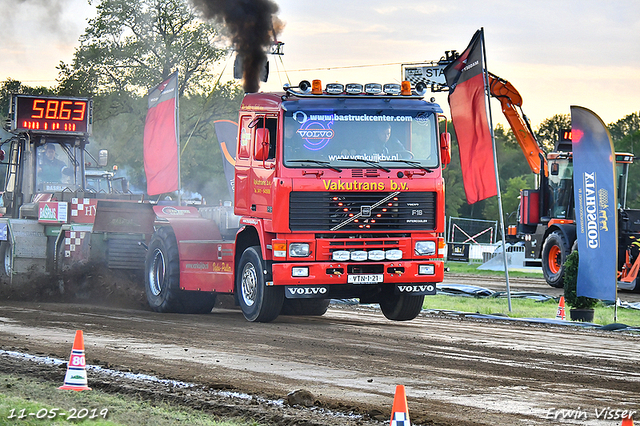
[12,95,91,135]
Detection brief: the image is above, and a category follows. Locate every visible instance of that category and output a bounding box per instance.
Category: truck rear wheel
[236,246,283,322]
[542,231,571,288]
[380,293,424,321]
[281,299,330,316]
[145,227,216,314]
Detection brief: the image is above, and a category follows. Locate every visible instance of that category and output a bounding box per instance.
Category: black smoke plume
[191,0,283,93]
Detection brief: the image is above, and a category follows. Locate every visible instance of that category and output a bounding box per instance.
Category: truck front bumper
[272,260,443,298]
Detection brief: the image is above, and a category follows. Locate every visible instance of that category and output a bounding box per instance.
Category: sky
[1,0,639,129]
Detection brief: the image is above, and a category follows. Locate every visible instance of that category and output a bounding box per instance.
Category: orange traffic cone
[59,330,91,391]
[389,385,410,426]
[621,416,635,425]
[556,296,566,320]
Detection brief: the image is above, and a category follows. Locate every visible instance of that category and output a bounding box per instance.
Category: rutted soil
[0,271,639,426]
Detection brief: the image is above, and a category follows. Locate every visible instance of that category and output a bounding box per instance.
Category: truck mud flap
[395,284,436,296]
[92,200,155,234]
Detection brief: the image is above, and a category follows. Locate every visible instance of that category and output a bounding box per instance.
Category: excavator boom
[488,73,547,175]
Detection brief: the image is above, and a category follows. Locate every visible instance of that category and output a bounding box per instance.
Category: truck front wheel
[236,246,283,322]
[542,231,571,288]
[380,293,425,321]
[145,227,216,314]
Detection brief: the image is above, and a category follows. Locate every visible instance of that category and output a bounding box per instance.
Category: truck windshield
[283,109,439,169]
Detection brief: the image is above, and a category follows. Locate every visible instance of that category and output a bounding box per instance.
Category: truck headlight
[289,243,310,257]
[415,241,436,256]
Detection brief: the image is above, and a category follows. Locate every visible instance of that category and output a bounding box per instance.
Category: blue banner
[571,106,617,301]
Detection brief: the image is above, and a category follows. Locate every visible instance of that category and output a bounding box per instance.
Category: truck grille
[289,191,436,231]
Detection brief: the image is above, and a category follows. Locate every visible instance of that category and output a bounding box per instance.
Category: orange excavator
[487,72,546,176]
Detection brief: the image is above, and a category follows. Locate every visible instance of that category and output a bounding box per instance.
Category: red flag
[144,72,179,196]
[444,30,497,204]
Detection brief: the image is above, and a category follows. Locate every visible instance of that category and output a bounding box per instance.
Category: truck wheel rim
[241,262,258,307]
[3,245,10,276]
[548,245,561,274]
[149,248,165,297]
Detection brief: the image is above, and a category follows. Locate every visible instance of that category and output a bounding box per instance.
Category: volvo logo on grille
[361,206,372,217]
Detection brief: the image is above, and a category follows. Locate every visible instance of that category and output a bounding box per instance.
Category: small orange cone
[389,385,410,426]
[556,296,566,320]
[621,416,635,425]
[59,330,91,391]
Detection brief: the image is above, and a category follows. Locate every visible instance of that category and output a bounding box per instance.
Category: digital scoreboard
[11,95,92,135]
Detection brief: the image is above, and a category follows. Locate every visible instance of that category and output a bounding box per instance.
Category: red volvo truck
[145,79,450,322]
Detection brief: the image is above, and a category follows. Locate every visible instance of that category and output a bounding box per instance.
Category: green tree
[58,0,227,97]
[179,83,244,202]
[609,112,640,144]
[535,114,571,151]
[56,0,243,200]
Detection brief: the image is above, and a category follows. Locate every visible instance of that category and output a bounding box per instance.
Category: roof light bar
[285,79,426,98]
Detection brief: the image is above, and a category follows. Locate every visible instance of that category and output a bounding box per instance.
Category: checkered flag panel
[391,412,410,426]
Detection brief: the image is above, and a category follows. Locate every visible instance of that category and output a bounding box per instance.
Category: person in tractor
[38,143,69,183]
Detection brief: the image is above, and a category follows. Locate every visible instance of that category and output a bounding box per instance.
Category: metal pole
[480,28,512,311]
[175,70,182,206]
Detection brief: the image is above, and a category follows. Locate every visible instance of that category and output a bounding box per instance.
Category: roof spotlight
[299,80,311,93]
[415,82,427,96]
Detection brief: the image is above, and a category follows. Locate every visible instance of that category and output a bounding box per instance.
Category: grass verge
[445,261,544,278]
[0,373,251,426]
[423,295,640,327]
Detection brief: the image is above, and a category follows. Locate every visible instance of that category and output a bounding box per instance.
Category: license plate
[348,274,383,284]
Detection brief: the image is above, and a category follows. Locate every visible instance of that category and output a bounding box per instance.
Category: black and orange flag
[444,29,497,204]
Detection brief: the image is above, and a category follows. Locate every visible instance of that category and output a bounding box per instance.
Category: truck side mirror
[550,162,559,176]
[98,149,108,167]
[440,132,451,168]
[254,128,270,161]
[121,177,129,193]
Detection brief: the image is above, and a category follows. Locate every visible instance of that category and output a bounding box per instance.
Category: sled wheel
[145,227,216,314]
[380,293,424,321]
[236,246,283,322]
[542,231,571,289]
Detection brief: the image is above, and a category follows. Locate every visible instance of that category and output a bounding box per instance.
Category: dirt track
[1,274,639,426]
